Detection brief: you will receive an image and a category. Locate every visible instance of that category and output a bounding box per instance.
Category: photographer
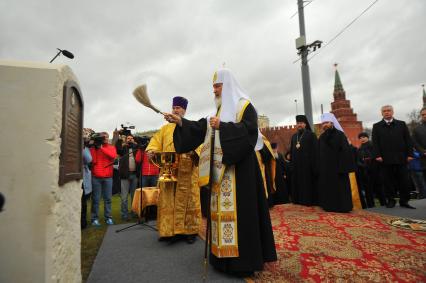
[89,132,117,226]
[135,136,159,187]
[116,134,139,220]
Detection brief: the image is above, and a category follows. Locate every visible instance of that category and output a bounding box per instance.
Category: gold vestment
[146,123,201,237]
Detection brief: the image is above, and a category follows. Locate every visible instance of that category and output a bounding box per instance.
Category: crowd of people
[81,130,159,229]
[272,105,425,212]
[80,67,425,277]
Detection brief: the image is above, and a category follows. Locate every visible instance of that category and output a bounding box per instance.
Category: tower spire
[334,63,344,92]
[333,63,346,100]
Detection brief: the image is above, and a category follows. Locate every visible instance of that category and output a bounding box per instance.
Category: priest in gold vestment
[146,96,201,244]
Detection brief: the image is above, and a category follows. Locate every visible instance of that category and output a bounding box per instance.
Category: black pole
[203,128,215,280]
[49,50,62,63]
[203,106,220,280]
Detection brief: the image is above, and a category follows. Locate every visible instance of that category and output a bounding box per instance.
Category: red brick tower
[330,64,363,147]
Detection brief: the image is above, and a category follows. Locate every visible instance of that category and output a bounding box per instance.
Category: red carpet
[249,204,426,282]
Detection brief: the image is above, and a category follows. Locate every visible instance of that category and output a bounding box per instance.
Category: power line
[308,0,379,62]
[290,0,316,19]
[292,0,379,64]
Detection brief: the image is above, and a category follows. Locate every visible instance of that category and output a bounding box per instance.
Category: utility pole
[295,0,322,128]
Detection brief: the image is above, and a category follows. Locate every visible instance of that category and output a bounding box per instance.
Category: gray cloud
[1,0,425,132]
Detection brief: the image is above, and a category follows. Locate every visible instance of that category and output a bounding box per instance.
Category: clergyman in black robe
[318,113,355,213]
[271,143,290,204]
[164,68,277,276]
[289,115,318,205]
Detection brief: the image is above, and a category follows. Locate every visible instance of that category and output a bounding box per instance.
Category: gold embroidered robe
[146,123,201,237]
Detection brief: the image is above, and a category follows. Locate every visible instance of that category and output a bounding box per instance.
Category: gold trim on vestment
[200,99,249,258]
[349,172,362,210]
[256,151,269,198]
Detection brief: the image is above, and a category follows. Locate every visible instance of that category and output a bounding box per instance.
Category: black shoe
[158,236,173,242]
[400,203,416,209]
[230,271,254,278]
[169,235,184,244]
[186,235,197,244]
[386,199,396,208]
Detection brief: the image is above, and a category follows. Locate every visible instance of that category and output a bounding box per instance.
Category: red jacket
[90,144,117,178]
[135,150,159,176]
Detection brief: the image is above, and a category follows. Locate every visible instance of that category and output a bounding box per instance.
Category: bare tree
[407,109,421,134]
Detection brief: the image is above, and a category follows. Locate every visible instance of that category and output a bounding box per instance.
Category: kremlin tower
[330,64,363,147]
[261,64,364,151]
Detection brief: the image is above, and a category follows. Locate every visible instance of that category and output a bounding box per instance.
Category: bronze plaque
[59,80,84,186]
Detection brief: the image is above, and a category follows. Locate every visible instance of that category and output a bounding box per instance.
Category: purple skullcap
[172,96,188,110]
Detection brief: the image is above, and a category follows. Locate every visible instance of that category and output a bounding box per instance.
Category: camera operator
[135,136,159,188]
[89,132,117,226]
[116,134,139,220]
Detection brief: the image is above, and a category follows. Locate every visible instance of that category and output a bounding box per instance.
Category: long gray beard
[214,97,222,109]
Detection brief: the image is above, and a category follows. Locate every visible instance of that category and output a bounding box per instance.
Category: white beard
[214,96,222,109]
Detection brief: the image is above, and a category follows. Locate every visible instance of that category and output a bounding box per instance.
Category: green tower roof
[334,68,344,92]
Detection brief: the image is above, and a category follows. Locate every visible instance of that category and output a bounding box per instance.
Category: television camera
[119,124,135,136]
[87,132,105,148]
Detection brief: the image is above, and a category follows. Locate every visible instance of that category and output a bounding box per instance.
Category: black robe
[173,103,277,274]
[318,128,355,213]
[259,146,276,208]
[290,129,318,205]
[283,156,293,201]
[273,153,290,204]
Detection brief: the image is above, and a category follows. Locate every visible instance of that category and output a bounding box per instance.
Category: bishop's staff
[202,113,219,281]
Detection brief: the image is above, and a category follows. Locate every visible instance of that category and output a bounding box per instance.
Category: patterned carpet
[249,204,426,282]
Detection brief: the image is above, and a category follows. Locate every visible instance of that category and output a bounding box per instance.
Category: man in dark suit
[372,105,415,209]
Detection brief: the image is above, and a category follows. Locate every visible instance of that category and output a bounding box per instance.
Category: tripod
[116,148,157,233]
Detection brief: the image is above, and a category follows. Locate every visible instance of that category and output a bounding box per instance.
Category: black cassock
[173,103,277,274]
[272,152,290,204]
[259,148,290,206]
[290,129,318,205]
[318,128,355,213]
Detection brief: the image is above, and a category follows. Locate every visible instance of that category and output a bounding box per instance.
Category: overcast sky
[1,0,425,133]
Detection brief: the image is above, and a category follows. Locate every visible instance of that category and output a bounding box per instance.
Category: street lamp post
[295,0,322,127]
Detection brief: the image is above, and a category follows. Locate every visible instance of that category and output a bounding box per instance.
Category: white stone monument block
[0,60,83,283]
